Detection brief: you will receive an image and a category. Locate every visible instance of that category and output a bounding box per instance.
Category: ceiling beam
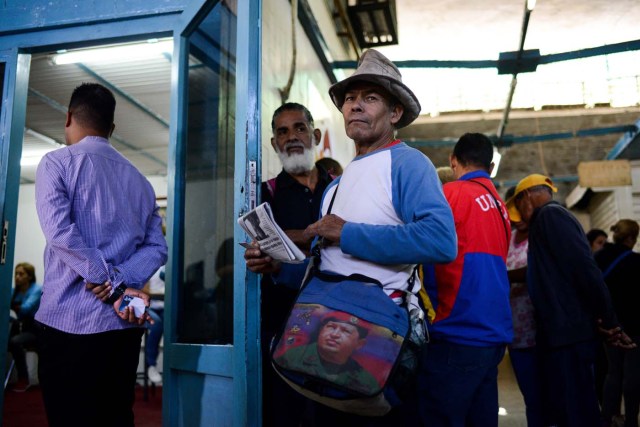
[331,39,640,70]
[606,118,640,159]
[24,127,64,147]
[28,87,167,168]
[298,0,338,84]
[405,124,637,148]
[76,63,170,128]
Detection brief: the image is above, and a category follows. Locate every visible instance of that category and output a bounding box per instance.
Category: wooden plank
[578,159,632,188]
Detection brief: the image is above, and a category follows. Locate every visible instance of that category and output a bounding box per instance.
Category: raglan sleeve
[340,149,457,265]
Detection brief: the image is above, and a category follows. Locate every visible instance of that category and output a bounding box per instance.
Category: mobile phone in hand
[119,295,142,312]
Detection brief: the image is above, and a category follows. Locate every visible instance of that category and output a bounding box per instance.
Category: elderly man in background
[506,174,635,427]
[256,102,336,426]
[248,48,457,424]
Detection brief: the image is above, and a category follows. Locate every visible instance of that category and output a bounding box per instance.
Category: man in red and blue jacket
[419,133,513,427]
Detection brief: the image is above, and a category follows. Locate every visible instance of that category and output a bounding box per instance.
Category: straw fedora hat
[328,49,421,129]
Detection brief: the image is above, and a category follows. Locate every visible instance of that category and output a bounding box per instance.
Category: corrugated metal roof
[21,42,173,183]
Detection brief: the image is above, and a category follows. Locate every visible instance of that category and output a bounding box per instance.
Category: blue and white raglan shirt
[319,140,457,304]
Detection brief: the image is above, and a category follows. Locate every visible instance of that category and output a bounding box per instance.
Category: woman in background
[587,227,611,409]
[596,219,640,427]
[505,186,542,427]
[9,262,42,392]
[587,228,608,253]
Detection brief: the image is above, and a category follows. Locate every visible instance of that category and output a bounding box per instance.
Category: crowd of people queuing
[246,48,640,427]
[7,46,639,427]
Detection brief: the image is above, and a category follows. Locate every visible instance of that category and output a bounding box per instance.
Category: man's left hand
[86,281,112,302]
[303,214,346,244]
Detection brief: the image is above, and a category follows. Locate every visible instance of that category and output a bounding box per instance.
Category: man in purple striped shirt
[34,83,167,427]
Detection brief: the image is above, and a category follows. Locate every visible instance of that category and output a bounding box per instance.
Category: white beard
[277,140,316,175]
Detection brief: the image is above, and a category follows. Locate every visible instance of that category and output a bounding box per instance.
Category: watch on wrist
[105,284,127,305]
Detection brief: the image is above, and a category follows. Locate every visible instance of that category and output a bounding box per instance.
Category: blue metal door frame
[0,0,262,424]
[166,1,261,425]
[0,49,30,423]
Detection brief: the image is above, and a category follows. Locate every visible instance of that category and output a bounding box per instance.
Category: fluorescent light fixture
[526,0,536,11]
[53,40,172,65]
[490,149,502,178]
[25,128,62,147]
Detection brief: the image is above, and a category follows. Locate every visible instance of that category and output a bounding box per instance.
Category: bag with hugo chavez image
[270,249,427,416]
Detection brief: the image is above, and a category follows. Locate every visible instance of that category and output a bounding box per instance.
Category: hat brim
[329,74,421,129]
[505,196,522,223]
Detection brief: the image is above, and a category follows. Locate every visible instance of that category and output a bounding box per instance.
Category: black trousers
[36,322,144,427]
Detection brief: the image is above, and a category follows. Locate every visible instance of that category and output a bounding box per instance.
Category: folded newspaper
[238,202,306,263]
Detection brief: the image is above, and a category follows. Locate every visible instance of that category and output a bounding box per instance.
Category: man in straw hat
[246,48,457,423]
[506,173,635,427]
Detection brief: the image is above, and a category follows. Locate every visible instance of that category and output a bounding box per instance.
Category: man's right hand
[598,319,637,350]
[284,229,313,255]
[244,242,281,274]
[87,282,153,325]
[113,287,153,326]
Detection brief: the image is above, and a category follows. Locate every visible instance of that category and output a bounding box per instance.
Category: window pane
[178,2,236,345]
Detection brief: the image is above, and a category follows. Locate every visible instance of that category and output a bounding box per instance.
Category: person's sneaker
[147,366,162,384]
[11,379,31,392]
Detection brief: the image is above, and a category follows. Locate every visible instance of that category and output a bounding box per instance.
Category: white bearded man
[255,102,339,426]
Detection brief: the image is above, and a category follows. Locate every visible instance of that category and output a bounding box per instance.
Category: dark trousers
[602,336,640,427]
[510,347,544,427]
[8,320,37,380]
[37,322,144,427]
[417,341,506,427]
[539,340,601,427]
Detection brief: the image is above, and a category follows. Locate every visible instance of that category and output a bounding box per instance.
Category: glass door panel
[178,3,236,345]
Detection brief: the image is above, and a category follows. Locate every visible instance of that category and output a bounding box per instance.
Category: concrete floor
[498,351,527,427]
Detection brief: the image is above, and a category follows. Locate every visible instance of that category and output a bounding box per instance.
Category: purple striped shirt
[35,136,168,334]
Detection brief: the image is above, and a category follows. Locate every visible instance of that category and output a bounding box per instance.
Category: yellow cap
[505,174,558,222]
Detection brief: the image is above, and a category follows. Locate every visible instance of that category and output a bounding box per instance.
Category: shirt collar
[78,135,110,145]
[530,200,559,224]
[277,165,330,189]
[459,170,490,181]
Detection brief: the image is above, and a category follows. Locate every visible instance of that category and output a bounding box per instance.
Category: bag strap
[313,269,383,287]
[312,184,340,260]
[468,179,510,247]
[314,183,420,306]
[602,250,632,279]
[398,265,420,307]
[325,183,339,215]
[266,177,277,198]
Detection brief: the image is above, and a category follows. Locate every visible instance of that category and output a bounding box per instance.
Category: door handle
[1,220,8,265]
[249,160,257,210]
